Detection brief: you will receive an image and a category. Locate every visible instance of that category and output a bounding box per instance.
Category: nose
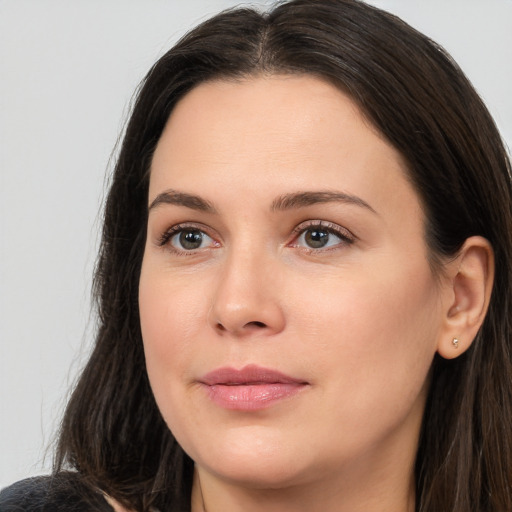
[208,247,286,337]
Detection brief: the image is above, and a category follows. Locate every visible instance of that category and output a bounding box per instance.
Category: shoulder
[0,473,114,512]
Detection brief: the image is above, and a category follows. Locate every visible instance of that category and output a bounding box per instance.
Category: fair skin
[137,75,493,512]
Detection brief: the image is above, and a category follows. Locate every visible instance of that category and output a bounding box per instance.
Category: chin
[203,457,309,490]
[183,426,315,488]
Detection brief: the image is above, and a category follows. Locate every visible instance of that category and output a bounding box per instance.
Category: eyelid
[289,220,356,248]
[157,222,220,251]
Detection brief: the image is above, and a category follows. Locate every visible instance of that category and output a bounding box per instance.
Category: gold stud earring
[452,337,459,349]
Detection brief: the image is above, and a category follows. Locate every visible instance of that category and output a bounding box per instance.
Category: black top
[0,473,114,512]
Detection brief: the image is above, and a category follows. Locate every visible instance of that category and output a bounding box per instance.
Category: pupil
[180,230,203,250]
[305,229,329,248]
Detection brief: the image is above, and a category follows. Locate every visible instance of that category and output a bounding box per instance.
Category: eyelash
[157,223,217,254]
[290,220,355,252]
[157,220,355,255]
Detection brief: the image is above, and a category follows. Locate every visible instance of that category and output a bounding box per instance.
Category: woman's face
[139,75,448,489]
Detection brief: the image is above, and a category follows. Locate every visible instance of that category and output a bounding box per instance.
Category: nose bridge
[209,239,285,336]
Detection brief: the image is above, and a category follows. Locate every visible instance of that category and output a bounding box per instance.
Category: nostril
[215,320,266,332]
[246,321,266,328]
[215,320,269,335]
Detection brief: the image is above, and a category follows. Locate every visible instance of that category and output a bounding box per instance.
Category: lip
[199,364,309,411]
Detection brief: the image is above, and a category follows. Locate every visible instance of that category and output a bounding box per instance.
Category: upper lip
[200,364,307,386]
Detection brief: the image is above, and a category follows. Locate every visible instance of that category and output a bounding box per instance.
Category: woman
[2,0,511,511]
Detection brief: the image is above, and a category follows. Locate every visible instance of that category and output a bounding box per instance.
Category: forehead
[155,74,375,164]
[149,75,418,220]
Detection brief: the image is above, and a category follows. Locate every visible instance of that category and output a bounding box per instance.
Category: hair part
[55,1,512,511]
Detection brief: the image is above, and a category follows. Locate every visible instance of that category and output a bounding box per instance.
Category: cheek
[298,254,441,354]
[288,258,441,421]
[138,264,208,403]
[139,274,211,456]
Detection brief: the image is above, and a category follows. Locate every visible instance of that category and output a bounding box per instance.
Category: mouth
[199,364,309,411]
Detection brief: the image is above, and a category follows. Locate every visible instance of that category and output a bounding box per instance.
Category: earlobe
[437,236,494,360]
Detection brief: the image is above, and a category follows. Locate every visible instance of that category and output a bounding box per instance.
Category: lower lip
[204,383,306,411]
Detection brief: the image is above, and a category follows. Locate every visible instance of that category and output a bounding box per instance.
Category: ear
[436,236,494,359]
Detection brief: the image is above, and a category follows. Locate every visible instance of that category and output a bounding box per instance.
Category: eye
[297,227,340,249]
[158,225,217,253]
[292,221,354,251]
[171,229,212,251]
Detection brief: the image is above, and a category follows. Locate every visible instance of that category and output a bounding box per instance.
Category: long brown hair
[55,1,512,511]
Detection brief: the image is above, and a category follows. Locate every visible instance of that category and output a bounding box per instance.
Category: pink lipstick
[200,364,308,411]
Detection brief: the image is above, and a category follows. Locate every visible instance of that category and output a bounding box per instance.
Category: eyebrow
[148,189,376,215]
[271,191,377,214]
[148,189,216,213]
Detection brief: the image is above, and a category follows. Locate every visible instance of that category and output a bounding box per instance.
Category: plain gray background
[1,0,511,488]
